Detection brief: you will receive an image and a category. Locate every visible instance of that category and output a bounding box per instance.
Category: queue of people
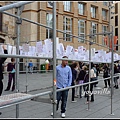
[51,59,120,118]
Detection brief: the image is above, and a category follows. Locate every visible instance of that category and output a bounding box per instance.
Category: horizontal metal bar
[0,54,52,59]
[20,41,38,43]
[56,73,120,92]
[0,54,113,63]
[3,70,53,73]
[0,1,34,12]
[84,32,112,37]
[0,91,52,109]
[57,58,111,63]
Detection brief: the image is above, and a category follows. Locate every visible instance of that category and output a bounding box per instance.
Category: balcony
[0,23,8,36]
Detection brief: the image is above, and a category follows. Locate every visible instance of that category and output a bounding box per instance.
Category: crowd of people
[51,56,120,118]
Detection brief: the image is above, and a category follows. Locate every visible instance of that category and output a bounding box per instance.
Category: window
[115,16,118,26]
[46,13,53,39]
[102,25,108,45]
[115,3,118,14]
[91,6,96,18]
[102,9,107,20]
[78,3,85,15]
[63,16,72,41]
[115,28,118,36]
[103,2,107,6]
[91,22,97,43]
[78,20,85,42]
[47,2,53,8]
[0,5,2,32]
[102,25,108,34]
[63,1,71,12]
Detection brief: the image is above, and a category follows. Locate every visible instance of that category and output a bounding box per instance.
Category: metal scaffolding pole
[25,58,28,93]
[110,25,114,115]
[87,29,93,111]
[15,6,23,118]
[87,41,92,110]
[0,1,34,12]
[108,2,111,51]
[15,7,19,118]
[52,2,57,118]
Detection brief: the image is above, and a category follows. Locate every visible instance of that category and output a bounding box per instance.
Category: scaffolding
[0,1,119,118]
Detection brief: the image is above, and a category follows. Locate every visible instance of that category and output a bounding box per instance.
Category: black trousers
[71,82,75,101]
[0,80,3,96]
[104,78,110,87]
[86,83,94,102]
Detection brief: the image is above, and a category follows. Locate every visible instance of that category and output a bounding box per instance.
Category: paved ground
[0,72,120,118]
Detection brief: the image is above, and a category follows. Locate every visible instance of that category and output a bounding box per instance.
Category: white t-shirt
[90,69,96,78]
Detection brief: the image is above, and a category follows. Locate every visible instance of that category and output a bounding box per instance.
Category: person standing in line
[0,45,8,115]
[103,63,111,88]
[117,61,120,72]
[51,56,72,118]
[28,60,33,74]
[85,64,96,104]
[76,65,87,98]
[114,64,119,89]
[74,62,80,97]
[70,62,78,102]
[92,64,98,87]
[4,58,15,91]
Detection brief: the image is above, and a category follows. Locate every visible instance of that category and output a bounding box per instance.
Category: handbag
[79,80,84,84]
[11,68,15,73]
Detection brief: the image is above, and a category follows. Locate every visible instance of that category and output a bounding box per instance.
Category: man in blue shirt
[51,56,72,118]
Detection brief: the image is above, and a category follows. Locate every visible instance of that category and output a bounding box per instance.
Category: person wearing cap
[51,55,72,118]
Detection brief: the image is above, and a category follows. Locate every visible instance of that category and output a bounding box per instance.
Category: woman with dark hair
[70,62,78,102]
[5,58,15,91]
[76,65,87,98]
[103,63,110,88]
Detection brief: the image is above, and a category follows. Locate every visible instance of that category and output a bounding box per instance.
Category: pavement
[0,71,120,118]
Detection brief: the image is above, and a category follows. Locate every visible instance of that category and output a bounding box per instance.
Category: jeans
[104,78,110,87]
[79,85,86,98]
[29,67,33,73]
[114,77,118,86]
[79,80,86,98]
[56,88,69,113]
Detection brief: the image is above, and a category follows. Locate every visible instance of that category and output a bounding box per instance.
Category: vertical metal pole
[110,25,114,115]
[52,2,57,118]
[108,2,111,51]
[25,58,28,93]
[87,41,92,110]
[15,7,21,118]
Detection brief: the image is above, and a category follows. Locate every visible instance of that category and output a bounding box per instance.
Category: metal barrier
[0,1,118,118]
